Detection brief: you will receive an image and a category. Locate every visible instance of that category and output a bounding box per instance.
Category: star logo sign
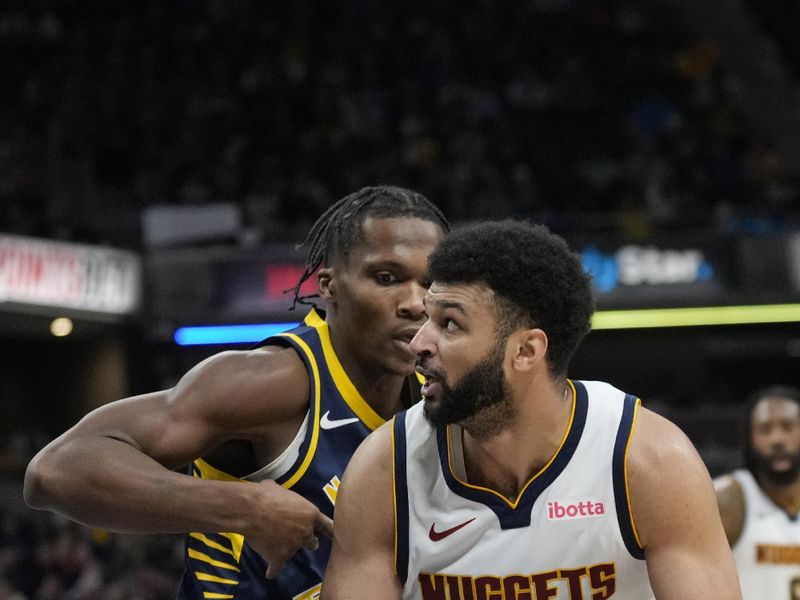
[428,517,476,542]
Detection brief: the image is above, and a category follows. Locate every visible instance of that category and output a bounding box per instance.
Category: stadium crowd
[0,500,182,600]
[1,0,799,597]
[1,0,797,249]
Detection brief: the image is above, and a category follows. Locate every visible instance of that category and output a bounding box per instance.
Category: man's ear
[317,267,336,303]
[510,328,548,372]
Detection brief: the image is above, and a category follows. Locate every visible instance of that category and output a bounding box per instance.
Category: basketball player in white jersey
[322,220,740,600]
[715,386,800,600]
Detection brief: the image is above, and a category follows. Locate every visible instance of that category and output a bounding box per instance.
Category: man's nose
[398,282,427,321]
[410,320,436,356]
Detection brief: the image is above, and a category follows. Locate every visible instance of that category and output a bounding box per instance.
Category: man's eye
[444,318,459,332]
[376,272,398,285]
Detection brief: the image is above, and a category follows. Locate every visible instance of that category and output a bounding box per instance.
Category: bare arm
[322,422,401,600]
[628,407,741,600]
[24,347,333,576]
[713,474,746,547]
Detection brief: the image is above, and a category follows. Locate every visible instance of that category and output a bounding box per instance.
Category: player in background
[715,385,800,600]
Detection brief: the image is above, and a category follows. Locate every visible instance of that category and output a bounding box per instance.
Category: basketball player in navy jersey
[23,186,449,599]
[714,386,800,600]
[323,220,740,600]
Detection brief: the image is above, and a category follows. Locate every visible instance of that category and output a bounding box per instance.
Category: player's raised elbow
[23,440,72,510]
[24,450,54,509]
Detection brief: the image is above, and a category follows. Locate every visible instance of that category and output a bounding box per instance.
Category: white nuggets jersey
[392,380,654,600]
[730,469,800,600]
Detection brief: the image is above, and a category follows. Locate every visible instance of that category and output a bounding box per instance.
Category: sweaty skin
[24,216,445,579]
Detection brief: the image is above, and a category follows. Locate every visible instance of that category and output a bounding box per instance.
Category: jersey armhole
[613,395,646,560]
[273,332,322,489]
[392,412,410,585]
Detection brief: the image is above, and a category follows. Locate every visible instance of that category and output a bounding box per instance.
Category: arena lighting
[174,323,299,345]
[174,303,800,343]
[50,317,74,337]
[591,303,800,330]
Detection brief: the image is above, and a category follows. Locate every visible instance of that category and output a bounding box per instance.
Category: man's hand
[247,480,334,579]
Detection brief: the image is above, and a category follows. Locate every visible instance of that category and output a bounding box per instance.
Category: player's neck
[760,475,800,516]
[360,375,408,420]
[461,382,573,501]
[335,351,408,419]
[326,320,409,420]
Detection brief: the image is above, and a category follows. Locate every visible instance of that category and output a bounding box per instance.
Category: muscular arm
[24,347,332,575]
[322,422,401,600]
[629,407,741,599]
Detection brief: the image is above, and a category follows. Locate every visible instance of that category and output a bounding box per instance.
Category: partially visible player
[715,385,800,600]
[322,220,740,600]
[24,185,449,599]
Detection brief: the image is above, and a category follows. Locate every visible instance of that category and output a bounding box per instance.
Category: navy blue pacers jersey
[176,308,413,599]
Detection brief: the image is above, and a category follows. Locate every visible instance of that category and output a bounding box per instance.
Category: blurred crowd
[1,0,798,248]
[1,0,799,596]
[747,0,800,83]
[0,498,183,600]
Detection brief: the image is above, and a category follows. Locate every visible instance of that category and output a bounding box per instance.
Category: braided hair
[288,185,449,309]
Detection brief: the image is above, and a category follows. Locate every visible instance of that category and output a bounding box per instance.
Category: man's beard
[422,342,514,438]
[749,447,800,486]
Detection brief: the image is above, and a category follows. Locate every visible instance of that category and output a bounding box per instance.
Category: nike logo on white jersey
[320,411,360,430]
[429,518,476,541]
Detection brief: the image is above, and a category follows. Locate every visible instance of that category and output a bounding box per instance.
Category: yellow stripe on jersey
[293,583,322,600]
[189,533,238,558]
[187,548,241,572]
[202,593,234,599]
[445,380,578,509]
[303,310,384,431]
[186,464,247,564]
[194,458,243,482]
[280,332,322,489]
[194,572,239,585]
[217,532,245,560]
[624,398,645,551]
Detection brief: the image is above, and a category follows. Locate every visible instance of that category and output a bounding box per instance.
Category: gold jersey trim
[194,572,238,585]
[187,548,240,572]
[279,330,322,489]
[444,380,578,509]
[303,309,384,431]
[624,398,644,551]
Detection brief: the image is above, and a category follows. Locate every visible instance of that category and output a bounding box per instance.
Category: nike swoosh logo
[428,517,476,542]
[320,410,360,430]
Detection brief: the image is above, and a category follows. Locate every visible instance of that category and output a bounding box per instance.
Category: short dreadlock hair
[289,185,449,309]
[427,219,594,376]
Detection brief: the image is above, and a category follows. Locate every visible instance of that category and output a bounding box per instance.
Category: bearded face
[748,397,800,486]
[748,446,800,486]
[420,338,513,433]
